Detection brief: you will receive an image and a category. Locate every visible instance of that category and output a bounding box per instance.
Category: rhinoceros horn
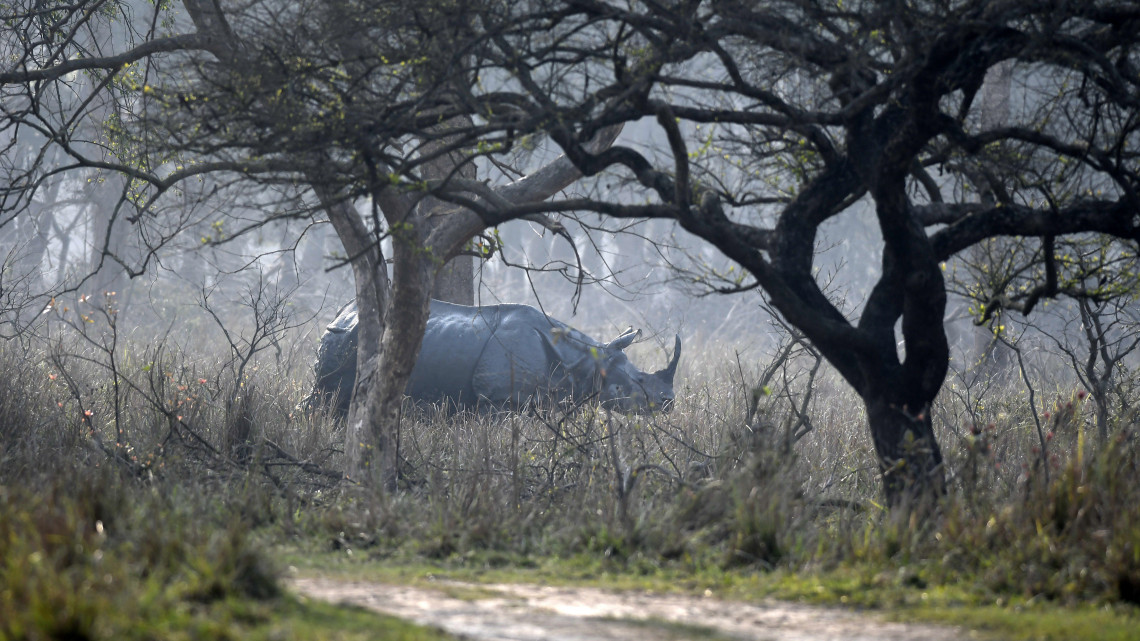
[654,335,682,384]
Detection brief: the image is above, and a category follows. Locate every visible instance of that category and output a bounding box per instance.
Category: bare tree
[1008,237,1140,443]
[435,1,1140,506]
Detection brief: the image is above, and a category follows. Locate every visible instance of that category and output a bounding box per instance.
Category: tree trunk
[1095,394,1109,443]
[865,388,946,508]
[433,255,474,305]
[342,260,389,488]
[350,226,437,490]
[320,192,393,487]
[84,173,130,303]
[969,60,1017,379]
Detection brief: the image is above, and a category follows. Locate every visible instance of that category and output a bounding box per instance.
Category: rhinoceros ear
[605,327,640,352]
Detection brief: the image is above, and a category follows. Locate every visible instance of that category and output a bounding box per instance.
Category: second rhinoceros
[310,300,681,415]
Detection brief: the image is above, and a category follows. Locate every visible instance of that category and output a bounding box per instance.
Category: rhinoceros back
[406,300,501,407]
[409,300,593,409]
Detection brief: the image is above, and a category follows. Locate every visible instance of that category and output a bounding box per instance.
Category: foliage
[0,335,449,640]
[0,474,274,640]
[286,336,1140,611]
[2,286,1140,639]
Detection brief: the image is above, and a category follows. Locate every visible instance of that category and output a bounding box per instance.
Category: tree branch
[931,200,1140,260]
[0,34,211,84]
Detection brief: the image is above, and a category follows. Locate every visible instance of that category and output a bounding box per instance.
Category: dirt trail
[292,577,976,641]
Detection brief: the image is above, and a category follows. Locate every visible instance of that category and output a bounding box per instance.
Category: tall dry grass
[1,315,1138,606]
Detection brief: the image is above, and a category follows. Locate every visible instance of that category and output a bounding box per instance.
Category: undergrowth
[2,318,1139,639]
[0,470,277,640]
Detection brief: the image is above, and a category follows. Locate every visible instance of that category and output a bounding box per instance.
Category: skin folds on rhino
[310,300,681,415]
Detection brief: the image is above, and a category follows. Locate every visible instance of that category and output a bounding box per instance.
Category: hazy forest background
[3,1,1140,640]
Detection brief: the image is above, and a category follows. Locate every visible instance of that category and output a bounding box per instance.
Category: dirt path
[292,577,977,641]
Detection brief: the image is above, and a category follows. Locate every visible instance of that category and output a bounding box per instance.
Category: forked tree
[448,1,1140,506]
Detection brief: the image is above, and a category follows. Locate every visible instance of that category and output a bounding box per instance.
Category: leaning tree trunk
[345,113,478,489]
[339,207,476,490]
[342,270,391,489]
[319,192,394,488]
[353,231,437,491]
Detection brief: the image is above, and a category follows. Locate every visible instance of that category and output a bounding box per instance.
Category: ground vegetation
[0,305,1137,639]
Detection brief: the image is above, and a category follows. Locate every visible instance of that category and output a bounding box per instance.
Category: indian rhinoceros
[308,300,681,415]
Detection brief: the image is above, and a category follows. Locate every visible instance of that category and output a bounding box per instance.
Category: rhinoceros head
[593,330,682,414]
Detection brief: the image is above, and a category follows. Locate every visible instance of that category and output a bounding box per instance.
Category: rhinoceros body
[310,300,680,415]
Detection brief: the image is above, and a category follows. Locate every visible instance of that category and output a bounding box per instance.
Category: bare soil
[291,577,979,640]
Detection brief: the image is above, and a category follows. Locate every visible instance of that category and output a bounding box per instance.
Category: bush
[0,468,280,641]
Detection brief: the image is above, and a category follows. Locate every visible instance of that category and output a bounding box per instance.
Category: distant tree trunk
[183,252,206,289]
[16,208,49,295]
[980,60,1013,131]
[9,173,62,302]
[296,223,331,310]
[421,115,477,306]
[972,59,1016,378]
[1078,299,1117,444]
[83,174,133,312]
[432,255,473,305]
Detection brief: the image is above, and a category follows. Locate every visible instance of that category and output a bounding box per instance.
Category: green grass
[264,597,454,641]
[0,475,454,641]
[596,616,739,641]
[1,592,454,641]
[767,571,1140,641]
